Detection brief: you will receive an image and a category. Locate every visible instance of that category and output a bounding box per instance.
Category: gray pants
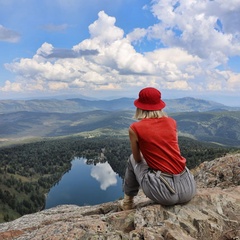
[123,154,197,205]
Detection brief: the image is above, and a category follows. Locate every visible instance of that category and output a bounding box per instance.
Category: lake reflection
[45,158,124,209]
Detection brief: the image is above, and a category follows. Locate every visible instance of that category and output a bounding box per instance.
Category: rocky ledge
[0,153,239,240]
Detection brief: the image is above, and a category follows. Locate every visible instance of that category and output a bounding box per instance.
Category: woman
[121,87,196,210]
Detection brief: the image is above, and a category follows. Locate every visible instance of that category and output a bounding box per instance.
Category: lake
[45,157,124,209]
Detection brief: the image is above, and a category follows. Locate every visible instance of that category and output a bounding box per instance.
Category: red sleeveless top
[130,117,186,174]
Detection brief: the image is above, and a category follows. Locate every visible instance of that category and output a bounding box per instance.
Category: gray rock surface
[0,153,239,240]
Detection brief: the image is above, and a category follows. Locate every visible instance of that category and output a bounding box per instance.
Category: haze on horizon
[0,0,239,106]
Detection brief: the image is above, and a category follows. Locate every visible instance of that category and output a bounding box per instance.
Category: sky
[0,0,240,106]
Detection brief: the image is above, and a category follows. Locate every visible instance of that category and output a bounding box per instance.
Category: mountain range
[0,97,240,147]
[0,97,239,114]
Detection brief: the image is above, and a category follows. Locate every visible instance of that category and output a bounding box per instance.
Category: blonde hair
[134,108,168,120]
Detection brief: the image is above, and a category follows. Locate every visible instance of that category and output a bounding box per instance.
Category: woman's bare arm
[129,127,142,163]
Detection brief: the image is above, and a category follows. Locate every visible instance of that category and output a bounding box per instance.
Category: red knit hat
[134,87,166,110]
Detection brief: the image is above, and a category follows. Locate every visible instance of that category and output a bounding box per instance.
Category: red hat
[134,87,166,110]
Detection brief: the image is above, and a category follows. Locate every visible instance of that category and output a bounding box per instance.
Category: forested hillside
[1,110,240,147]
[171,111,240,146]
[0,135,237,223]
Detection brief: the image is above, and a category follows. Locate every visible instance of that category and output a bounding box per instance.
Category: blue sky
[0,0,240,106]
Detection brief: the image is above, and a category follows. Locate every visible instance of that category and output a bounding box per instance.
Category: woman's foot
[120,194,134,210]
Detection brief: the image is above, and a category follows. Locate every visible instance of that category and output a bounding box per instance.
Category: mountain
[1,96,240,147]
[171,111,240,146]
[0,110,134,139]
[0,98,135,114]
[0,153,239,240]
[164,97,237,112]
[1,110,240,147]
[0,97,239,114]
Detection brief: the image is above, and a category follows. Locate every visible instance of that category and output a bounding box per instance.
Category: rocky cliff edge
[0,153,239,240]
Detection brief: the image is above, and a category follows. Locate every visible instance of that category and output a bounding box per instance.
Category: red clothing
[130,117,186,174]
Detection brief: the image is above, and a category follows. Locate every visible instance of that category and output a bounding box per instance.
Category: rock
[193,153,240,189]
[0,153,239,240]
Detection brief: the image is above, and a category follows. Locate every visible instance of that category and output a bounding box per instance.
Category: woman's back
[130,117,186,174]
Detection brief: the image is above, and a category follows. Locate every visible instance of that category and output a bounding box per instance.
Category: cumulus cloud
[148,0,240,61]
[1,3,240,95]
[127,28,147,44]
[0,80,22,91]
[89,11,124,43]
[0,25,20,42]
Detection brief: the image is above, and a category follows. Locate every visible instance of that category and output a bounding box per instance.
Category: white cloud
[218,70,240,90]
[89,11,124,43]
[148,0,240,61]
[163,80,191,90]
[1,4,240,96]
[36,42,54,57]
[0,80,22,92]
[48,82,69,90]
[207,0,240,34]
[127,28,147,44]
